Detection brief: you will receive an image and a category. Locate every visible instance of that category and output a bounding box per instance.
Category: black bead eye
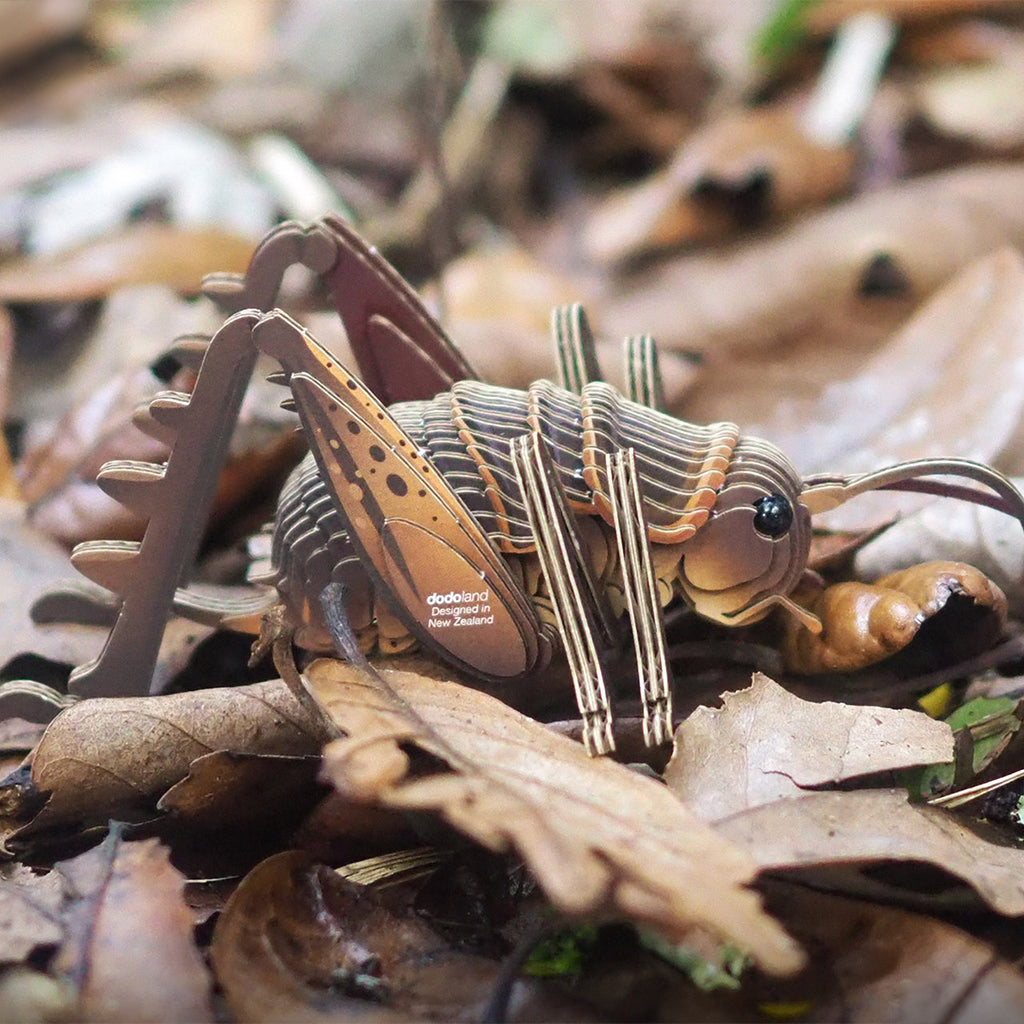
[753,493,793,538]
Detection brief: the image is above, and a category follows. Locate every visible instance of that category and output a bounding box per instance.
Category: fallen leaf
[782,561,1007,674]
[113,0,275,85]
[11,282,216,442]
[854,490,1024,615]
[0,0,88,72]
[8,680,324,836]
[53,828,212,1022]
[761,879,1024,1024]
[0,224,258,302]
[211,850,590,1023]
[0,863,63,963]
[754,249,1024,527]
[306,659,804,976]
[599,163,1024,359]
[0,499,106,676]
[438,239,701,401]
[156,751,322,831]
[664,673,953,820]
[584,101,854,264]
[915,60,1024,151]
[717,788,1024,916]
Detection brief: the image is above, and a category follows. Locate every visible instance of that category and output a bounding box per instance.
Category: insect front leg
[510,432,620,755]
[606,449,673,747]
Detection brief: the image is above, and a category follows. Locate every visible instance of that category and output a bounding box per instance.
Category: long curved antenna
[801,458,1024,527]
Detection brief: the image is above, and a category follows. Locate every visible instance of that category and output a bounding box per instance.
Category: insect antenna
[801,458,1024,526]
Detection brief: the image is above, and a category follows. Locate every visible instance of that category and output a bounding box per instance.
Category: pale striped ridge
[451,381,536,550]
[581,383,739,542]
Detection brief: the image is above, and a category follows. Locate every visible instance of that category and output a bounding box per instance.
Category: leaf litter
[6,1,1024,1020]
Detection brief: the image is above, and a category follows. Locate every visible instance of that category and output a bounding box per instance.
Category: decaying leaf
[0,863,63,963]
[600,163,1024,359]
[584,101,854,264]
[762,880,1024,1024]
[753,248,1024,528]
[211,850,589,1023]
[854,490,1024,615]
[0,500,106,674]
[53,828,212,1022]
[782,561,1007,675]
[305,659,804,976]
[718,788,1024,916]
[438,238,702,402]
[0,223,258,302]
[156,751,322,831]
[8,680,324,836]
[664,673,953,821]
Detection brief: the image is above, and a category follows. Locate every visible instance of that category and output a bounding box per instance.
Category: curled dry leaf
[53,828,212,1023]
[763,880,1024,1024]
[9,680,323,836]
[0,223,258,302]
[305,659,804,976]
[600,164,1024,358]
[717,788,1024,916]
[782,561,1007,675]
[664,673,953,821]
[854,491,1024,615]
[584,102,854,264]
[211,850,589,1023]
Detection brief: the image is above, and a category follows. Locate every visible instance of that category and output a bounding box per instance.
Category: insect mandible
[39,218,1024,755]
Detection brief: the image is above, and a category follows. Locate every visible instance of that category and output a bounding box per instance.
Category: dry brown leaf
[0,863,63,963]
[211,850,590,1023]
[854,490,1024,615]
[0,0,88,71]
[584,102,854,264]
[664,673,953,820]
[0,499,106,675]
[11,680,324,836]
[718,788,1024,915]
[599,163,1024,362]
[53,828,212,1022]
[762,880,1024,1024]
[156,751,322,831]
[782,561,1007,674]
[306,659,804,976]
[0,223,258,302]
[437,239,700,403]
[755,248,1024,526]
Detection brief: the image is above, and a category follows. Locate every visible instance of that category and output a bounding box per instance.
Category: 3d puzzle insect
[14,217,1024,754]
